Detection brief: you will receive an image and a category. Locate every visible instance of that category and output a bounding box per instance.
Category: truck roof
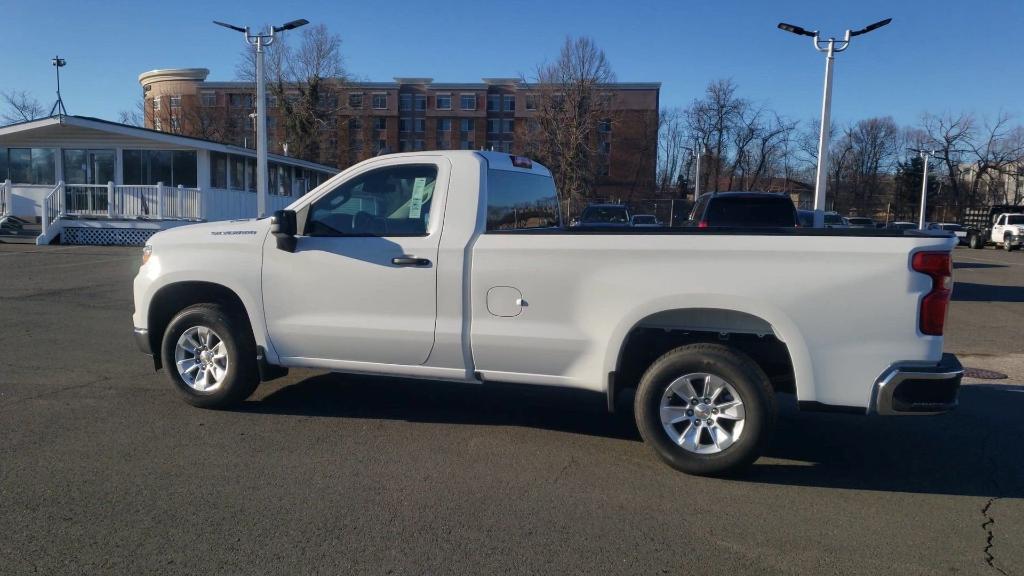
[362,150,552,177]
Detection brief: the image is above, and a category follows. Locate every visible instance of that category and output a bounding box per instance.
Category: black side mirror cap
[271,209,297,252]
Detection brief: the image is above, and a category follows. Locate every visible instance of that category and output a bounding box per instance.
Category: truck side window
[485,169,560,231]
[306,164,438,237]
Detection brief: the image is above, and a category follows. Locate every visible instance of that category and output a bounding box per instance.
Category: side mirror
[271,209,297,252]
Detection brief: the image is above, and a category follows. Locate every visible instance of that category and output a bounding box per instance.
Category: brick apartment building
[138,69,659,198]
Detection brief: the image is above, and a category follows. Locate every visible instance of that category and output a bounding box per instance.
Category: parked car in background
[132,150,963,477]
[844,216,876,228]
[963,205,1024,250]
[926,222,967,245]
[797,209,814,228]
[887,222,918,230]
[824,211,847,228]
[687,192,798,228]
[573,203,632,228]
[630,214,661,227]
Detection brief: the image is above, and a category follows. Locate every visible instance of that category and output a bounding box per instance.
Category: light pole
[49,56,68,118]
[916,150,935,229]
[682,144,703,199]
[215,18,308,218]
[778,18,891,227]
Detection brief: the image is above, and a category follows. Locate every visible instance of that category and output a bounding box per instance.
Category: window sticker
[409,177,427,219]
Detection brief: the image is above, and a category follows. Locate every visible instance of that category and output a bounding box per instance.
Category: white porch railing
[0,179,10,217]
[54,182,204,220]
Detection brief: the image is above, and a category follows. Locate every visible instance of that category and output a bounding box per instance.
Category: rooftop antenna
[49,55,68,118]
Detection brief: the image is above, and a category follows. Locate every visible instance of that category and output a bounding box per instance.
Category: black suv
[687,192,798,228]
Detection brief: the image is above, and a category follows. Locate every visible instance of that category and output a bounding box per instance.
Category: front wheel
[634,343,775,476]
[1005,236,1018,252]
[161,303,259,409]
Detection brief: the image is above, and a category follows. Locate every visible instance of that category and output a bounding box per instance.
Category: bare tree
[921,112,974,214]
[524,36,617,203]
[657,108,688,195]
[1,90,45,125]
[118,99,146,127]
[236,23,349,165]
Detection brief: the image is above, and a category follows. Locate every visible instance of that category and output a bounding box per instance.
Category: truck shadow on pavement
[953,261,1007,270]
[952,282,1024,303]
[245,373,1021,498]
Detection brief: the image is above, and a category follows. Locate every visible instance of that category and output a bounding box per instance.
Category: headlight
[141,245,153,266]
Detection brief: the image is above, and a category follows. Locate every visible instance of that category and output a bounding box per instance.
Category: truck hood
[148,218,272,248]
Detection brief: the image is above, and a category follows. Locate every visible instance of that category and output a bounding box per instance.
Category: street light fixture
[778,17,891,227]
[214,18,309,217]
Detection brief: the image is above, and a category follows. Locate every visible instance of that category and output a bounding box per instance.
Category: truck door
[262,158,449,366]
[992,214,1004,243]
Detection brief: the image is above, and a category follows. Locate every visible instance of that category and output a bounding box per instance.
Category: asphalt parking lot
[1,242,1022,575]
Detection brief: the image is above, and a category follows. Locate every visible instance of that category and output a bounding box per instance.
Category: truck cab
[991,213,1024,251]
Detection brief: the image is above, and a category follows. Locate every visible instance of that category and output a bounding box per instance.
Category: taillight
[912,251,952,336]
[698,220,709,228]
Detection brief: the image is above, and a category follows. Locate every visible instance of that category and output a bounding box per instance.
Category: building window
[414,139,424,151]
[154,118,162,132]
[502,119,514,133]
[348,93,363,109]
[399,140,410,152]
[598,119,612,133]
[414,94,427,111]
[200,92,216,107]
[525,94,537,110]
[5,148,55,185]
[266,94,278,108]
[503,95,515,112]
[399,117,412,133]
[460,118,474,133]
[436,94,452,110]
[460,94,476,111]
[400,93,412,111]
[487,119,500,134]
[229,93,253,108]
[436,138,450,150]
[170,116,181,132]
[460,139,474,150]
[230,155,245,191]
[487,94,500,112]
[374,117,387,131]
[152,97,161,111]
[169,95,181,109]
[486,140,499,151]
[437,118,452,132]
[349,117,363,131]
[124,149,196,188]
[372,93,388,110]
[501,142,512,153]
[414,118,425,133]
[377,139,388,154]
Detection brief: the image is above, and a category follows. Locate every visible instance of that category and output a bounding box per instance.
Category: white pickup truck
[133,151,962,475]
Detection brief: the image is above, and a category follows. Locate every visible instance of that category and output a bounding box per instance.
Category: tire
[161,303,259,409]
[969,233,984,250]
[634,343,775,476]
[1005,236,1018,252]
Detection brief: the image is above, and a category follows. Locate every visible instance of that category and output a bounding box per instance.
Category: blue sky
[2,0,1021,128]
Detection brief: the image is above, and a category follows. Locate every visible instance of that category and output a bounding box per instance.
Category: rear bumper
[872,353,963,415]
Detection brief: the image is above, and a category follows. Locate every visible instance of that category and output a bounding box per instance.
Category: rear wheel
[969,233,984,249]
[161,303,259,409]
[634,343,775,476]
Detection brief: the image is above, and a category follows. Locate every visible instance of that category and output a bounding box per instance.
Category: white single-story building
[0,115,337,245]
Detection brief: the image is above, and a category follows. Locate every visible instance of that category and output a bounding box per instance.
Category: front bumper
[872,353,963,415]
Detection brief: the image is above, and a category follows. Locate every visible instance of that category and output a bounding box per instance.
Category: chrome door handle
[391,256,431,267]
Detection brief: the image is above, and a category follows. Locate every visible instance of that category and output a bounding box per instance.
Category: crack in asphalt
[981,497,1008,575]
